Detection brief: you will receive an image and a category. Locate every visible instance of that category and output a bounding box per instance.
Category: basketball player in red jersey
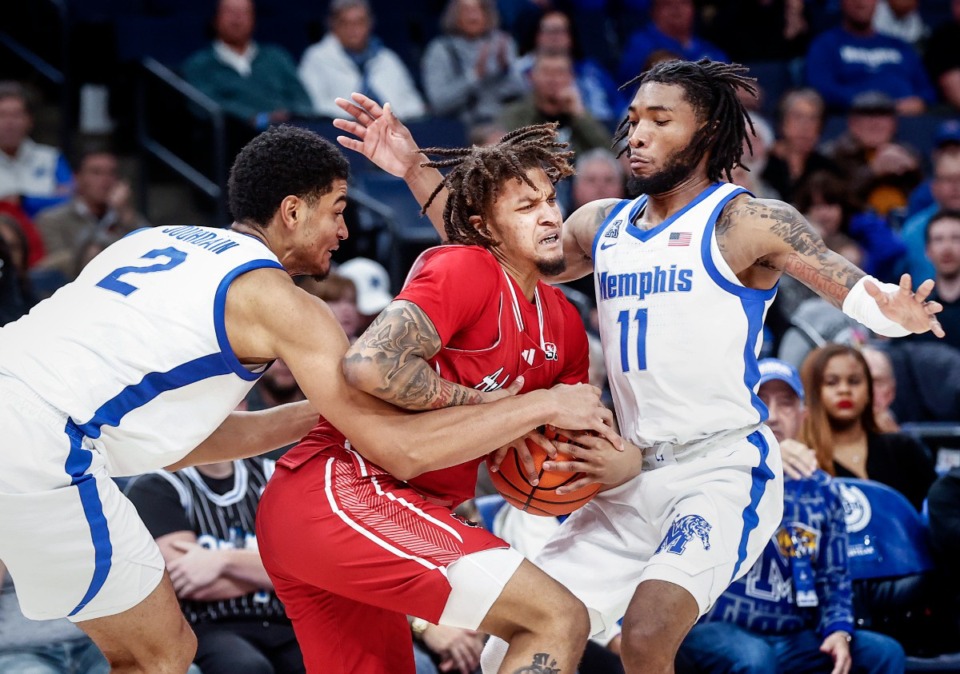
[256,125,640,674]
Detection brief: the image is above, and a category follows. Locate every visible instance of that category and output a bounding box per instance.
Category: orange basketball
[486,428,600,517]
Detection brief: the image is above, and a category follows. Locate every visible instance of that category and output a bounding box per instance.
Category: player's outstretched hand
[488,428,555,486]
[333,93,423,177]
[543,383,621,450]
[543,433,643,493]
[866,274,945,337]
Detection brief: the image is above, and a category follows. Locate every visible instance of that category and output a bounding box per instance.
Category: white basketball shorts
[0,375,165,621]
[534,425,784,641]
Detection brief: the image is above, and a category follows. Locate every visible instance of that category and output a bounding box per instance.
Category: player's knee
[620,618,682,672]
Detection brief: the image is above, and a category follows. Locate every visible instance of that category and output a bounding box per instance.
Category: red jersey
[284,245,589,507]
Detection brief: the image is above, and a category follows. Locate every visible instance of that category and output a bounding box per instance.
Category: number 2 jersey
[284,245,589,508]
[0,226,282,476]
[593,182,776,449]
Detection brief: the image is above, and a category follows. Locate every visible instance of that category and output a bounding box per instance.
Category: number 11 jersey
[593,183,777,450]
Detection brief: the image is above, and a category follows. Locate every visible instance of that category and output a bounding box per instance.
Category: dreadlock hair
[613,58,757,183]
[420,123,575,247]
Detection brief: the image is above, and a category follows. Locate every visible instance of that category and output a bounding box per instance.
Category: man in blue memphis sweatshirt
[677,358,906,674]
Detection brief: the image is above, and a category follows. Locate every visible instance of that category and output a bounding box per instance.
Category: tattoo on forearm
[344,301,485,409]
[734,198,865,306]
[513,653,562,674]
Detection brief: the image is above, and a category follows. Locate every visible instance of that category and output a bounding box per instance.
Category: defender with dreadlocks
[256,123,635,674]
[333,57,944,674]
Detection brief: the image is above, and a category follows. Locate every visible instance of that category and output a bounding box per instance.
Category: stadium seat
[114,13,209,67]
[835,477,933,580]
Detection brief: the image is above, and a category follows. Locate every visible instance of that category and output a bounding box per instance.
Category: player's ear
[278,195,300,230]
[469,214,488,236]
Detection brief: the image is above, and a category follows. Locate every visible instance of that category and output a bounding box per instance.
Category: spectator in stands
[33,147,149,281]
[730,112,780,199]
[125,427,306,674]
[420,0,526,126]
[513,10,624,125]
[873,0,928,47]
[616,0,727,85]
[800,343,937,511]
[570,148,625,213]
[763,88,838,204]
[337,256,393,333]
[0,560,109,674]
[499,52,610,159]
[804,0,935,115]
[923,0,960,111]
[904,120,960,218]
[905,210,960,352]
[677,358,906,674]
[822,91,923,218]
[298,0,426,121]
[182,0,313,130]
[927,468,960,603]
[0,81,72,218]
[299,272,362,342]
[861,344,900,432]
[899,139,960,283]
[794,170,906,280]
[0,215,34,326]
[705,0,811,62]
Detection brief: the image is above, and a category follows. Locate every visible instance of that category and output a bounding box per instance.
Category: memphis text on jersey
[597,265,693,302]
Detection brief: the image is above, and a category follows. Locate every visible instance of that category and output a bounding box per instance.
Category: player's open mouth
[539,234,559,245]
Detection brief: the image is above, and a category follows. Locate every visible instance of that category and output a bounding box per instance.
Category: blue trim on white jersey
[625,183,723,243]
[590,199,632,260]
[699,188,778,303]
[732,430,775,580]
[214,259,284,381]
[63,420,113,617]
[75,353,233,438]
[740,296,769,422]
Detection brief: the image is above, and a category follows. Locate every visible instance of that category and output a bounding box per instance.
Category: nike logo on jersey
[598,266,693,301]
[600,241,617,250]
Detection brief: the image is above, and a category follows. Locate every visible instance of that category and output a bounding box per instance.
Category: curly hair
[420,123,574,246]
[228,125,350,227]
[613,58,757,183]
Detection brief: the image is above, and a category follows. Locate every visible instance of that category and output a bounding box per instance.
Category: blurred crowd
[2,0,960,673]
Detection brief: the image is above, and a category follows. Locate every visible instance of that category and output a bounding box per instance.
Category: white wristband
[841,276,911,338]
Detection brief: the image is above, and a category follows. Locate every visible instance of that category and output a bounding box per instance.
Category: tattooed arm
[722,197,943,335]
[343,300,487,410]
[551,198,623,283]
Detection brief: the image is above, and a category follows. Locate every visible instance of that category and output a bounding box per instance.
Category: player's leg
[481,475,661,672]
[462,555,591,673]
[257,446,589,673]
[620,429,783,674]
[619,580,699,673]
[0,384,190,672]
[76,575,196,673]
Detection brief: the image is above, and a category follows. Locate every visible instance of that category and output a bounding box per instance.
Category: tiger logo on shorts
[656,514,712,555]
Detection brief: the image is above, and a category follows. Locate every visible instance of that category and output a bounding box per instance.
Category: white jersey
[0,225,282,476]
[593,182,776,449]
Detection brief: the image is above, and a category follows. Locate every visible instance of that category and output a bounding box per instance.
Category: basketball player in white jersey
[329,58,944,673]
[0,125,612,672]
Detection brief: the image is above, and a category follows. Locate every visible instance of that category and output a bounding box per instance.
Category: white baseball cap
[338,257,393,316]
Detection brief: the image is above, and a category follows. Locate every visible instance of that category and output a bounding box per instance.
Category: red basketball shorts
[256,441,510,674]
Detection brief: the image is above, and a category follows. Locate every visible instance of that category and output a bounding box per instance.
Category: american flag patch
[668,232,691,246]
